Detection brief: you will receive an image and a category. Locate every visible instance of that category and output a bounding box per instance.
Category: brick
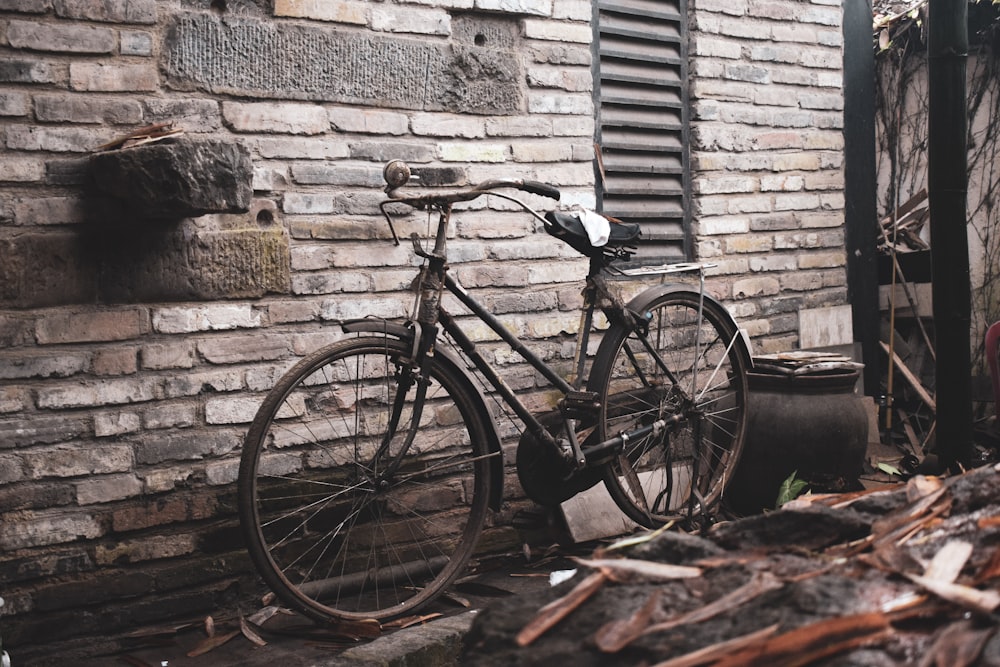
[205,459,239,486]
[371,6,451,35]
[0,156,46,181]
[151,304,261,334]
[760,175,805,192]
[523,19,592,43]
[12,196,88,225]
[0,387,25,414]
[141,466,196,493]
[7,20,116,53]
[439,143,508,162]
[197,334,290,364]
[292,271,372,295]
[351,141,436,164]
[6,124,112,152]
[0,58,57,84]
[222,102,329,135]
[552,0,590,20]
[291,163,382,187]
[698,216,751,236]
[163,369,243,398]
[412,114,486,138]
[0,481,75,513]
[732,276,781,298]
[94,411,141,437]
[22,443,133,479]
[0,511,104,550]
[328,107,409,134]
[35,309,148,344]
[0,0,52,11]
[144,99,221,130]
[320,296,408,321]
[34,94,142,124]
[95,533,197,566]
[266,300,321,323]
[141,341,196,370]
[282,192,336,215]
[0,414,89,447]
[0,352,88,379]
[254,137,349,159]
[0,91,30,116]
[120,29,154,55]
[92,347,139,376]
[0,454,25,484]
[526,65,593,92]
[485,116,552,137]
[76,474,143,505]
[36,378,157,409]
[511,141,572,163]
[142,404,196,430]
[476,0,550,14]
[69,62,159,92]
[528,92,594,115]
[274,0,367,23]
[54,0,157,23]
[204,396,262,425]
[798,250,845,269]
[134,431,238,465]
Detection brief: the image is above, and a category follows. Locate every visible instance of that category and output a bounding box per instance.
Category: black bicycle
[238,161,752,622]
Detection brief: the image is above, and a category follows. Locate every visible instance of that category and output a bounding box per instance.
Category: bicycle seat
[543,210,641,258]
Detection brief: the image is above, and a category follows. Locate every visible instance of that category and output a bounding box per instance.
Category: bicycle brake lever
[379,201,401,246]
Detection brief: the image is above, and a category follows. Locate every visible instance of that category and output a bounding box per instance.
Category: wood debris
[94,122,184,152]
[473,464,1000,666]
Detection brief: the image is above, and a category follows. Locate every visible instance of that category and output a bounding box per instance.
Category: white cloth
[575,209,610,247]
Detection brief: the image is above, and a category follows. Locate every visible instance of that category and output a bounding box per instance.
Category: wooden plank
[880,341,936,411]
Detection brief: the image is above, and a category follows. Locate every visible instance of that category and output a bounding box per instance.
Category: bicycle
[237,160,752,623]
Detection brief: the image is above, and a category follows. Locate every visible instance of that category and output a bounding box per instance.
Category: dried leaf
[644,571,784,636]
[975,546,1000,583]
[246,605,284,627]
[594,589,661,653]
[922,540,972,583]
[204,615,215,638]
[186,629,240,657]
[650,623,780,667]
[574,557,701,582]
[603,522,674,552]
[516,571,607,647]
[117,656,155,667]
[918,620,995,667]
[712,612,891,667]
[905,574,1000,615]
[240,616,268,647]
[383,613,443,629]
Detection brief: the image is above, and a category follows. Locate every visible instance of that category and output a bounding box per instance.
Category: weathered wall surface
[690,0,848,354]
[0,0,846,660]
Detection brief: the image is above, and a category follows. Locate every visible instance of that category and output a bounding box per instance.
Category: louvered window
[595,0,690,263]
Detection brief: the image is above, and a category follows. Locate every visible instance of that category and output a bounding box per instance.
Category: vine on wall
[874,0,1000,381]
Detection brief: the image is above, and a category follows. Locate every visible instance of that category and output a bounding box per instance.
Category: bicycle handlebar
[380,160,561,208]
[378,160,561,245]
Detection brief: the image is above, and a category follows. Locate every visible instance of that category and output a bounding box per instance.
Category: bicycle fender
[622,284,753,369]
[341,318,506,511]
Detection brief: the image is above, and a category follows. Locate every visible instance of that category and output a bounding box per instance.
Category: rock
[89,138,253,220]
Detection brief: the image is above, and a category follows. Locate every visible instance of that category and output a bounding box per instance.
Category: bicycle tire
[238,335,494,621]
[588,290,749,527]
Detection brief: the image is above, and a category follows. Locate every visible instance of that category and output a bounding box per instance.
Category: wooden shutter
[595,0,689,263]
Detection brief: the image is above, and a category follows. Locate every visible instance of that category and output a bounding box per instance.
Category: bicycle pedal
[560,390,601,418]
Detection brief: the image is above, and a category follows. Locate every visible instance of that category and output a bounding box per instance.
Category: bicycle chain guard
[516,410,603,506]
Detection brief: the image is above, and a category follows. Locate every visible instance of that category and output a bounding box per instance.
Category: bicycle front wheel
[589,290,749,527]
[238,335,494,621]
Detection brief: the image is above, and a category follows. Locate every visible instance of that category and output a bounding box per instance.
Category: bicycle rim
[590,293,749,527]
[238,336,493,621]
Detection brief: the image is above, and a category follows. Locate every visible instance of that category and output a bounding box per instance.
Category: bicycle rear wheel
[238,336,494,621]
[588,290,749,527]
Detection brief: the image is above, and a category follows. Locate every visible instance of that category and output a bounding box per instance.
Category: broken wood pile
[463,464,1000,666]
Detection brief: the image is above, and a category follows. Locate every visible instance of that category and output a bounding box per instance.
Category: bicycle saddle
[543,210,641,258]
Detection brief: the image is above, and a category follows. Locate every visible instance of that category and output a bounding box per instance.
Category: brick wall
[0,0,847,660]
[689,0,848,353]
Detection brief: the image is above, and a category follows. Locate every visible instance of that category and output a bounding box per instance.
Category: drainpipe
[928,0,972,471]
